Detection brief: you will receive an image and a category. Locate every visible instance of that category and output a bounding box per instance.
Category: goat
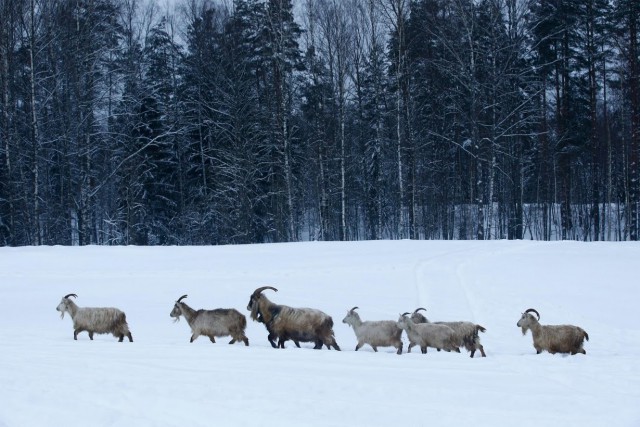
[397,313,459,354]
[246,286,340,350]
[517,308,589,355]
[342,307,403,354]
[170,295,249,345]
[56,294,133,342]
[410,307,487,358]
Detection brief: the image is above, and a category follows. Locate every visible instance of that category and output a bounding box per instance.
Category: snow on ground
[0,240,639,427]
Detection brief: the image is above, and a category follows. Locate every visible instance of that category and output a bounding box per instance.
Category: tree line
[0,0,638,245]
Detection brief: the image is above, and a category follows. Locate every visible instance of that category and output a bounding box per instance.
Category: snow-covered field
[1,240,638,427]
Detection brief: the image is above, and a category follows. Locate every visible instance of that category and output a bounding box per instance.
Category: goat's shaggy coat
[56,294,133,342]
[247,286,340,350]
[170,295,249,345]
[517,308,588,355]
[410,308,487,357]
[342,307,403,354]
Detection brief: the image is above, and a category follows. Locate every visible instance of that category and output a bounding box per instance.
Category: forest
[0,0,638,245]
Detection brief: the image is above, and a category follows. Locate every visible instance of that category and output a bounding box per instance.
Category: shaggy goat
[247,286,340,350]
[342,307,403,354]
[517,308,589,355]
[170,295,249,345]
[248,293,309,349]
[56,294,133,342]
[397,313,459,354]
[410,308,487,358]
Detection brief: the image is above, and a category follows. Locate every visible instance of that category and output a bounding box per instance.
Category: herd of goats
[55,286,590,356]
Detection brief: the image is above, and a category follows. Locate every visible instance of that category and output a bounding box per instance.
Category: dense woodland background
[0,0,639,245]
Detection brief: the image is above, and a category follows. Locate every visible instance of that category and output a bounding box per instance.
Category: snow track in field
[413,247,479,321]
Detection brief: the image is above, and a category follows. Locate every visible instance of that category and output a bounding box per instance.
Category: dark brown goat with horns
[247,286,340,350]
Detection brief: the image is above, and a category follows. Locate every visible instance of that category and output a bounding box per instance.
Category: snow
[1,240,639,427]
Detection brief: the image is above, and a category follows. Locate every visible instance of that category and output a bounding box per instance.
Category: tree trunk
[628,1,639,241]
[28,0,41,245]
[0,0,15,244]
[587,0,600,241]
[339,97,347,241]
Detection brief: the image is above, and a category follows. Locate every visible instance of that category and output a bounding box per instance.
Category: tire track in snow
[412,247,478,319]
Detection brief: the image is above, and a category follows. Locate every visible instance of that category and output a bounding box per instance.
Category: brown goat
[517,308,589,355]
[246,286,340,350]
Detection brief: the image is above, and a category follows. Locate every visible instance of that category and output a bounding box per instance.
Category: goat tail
[476,325,486,333]
[324,316,334,329]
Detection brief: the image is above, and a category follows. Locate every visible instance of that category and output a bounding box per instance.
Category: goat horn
[402,312,411,317]
[177,294,188,303]
[252,286,278,296]
[64,293,77,299]
[414,307,427,313]
[524,308,540,320]
[350,306,359,312]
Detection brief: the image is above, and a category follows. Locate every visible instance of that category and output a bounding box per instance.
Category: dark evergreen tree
[613,0,640,240]
[262,0,304,241]
[140,18,182,243]
[360,39,391,240]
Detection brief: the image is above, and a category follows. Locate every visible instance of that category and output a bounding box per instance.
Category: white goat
[342,307,403,354]
[517,308,589,355]
[397,313,459,354]
[56,294,133,342]
[410,308,487,358]
[170,295,249,345]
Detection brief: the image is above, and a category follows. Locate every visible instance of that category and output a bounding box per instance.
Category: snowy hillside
[1,240,639,427]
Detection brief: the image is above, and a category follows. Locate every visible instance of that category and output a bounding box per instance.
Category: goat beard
[249,305,260,322]
[172,317,180,324]
[520,326,529,336]
[59,311,65,320]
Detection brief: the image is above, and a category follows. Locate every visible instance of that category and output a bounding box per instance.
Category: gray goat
[170,295,249,345]
[517,308,588,355]
[56,294,133,342]
[410,308,487,357]
[342,307,403,354]
[397,313,459,354]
